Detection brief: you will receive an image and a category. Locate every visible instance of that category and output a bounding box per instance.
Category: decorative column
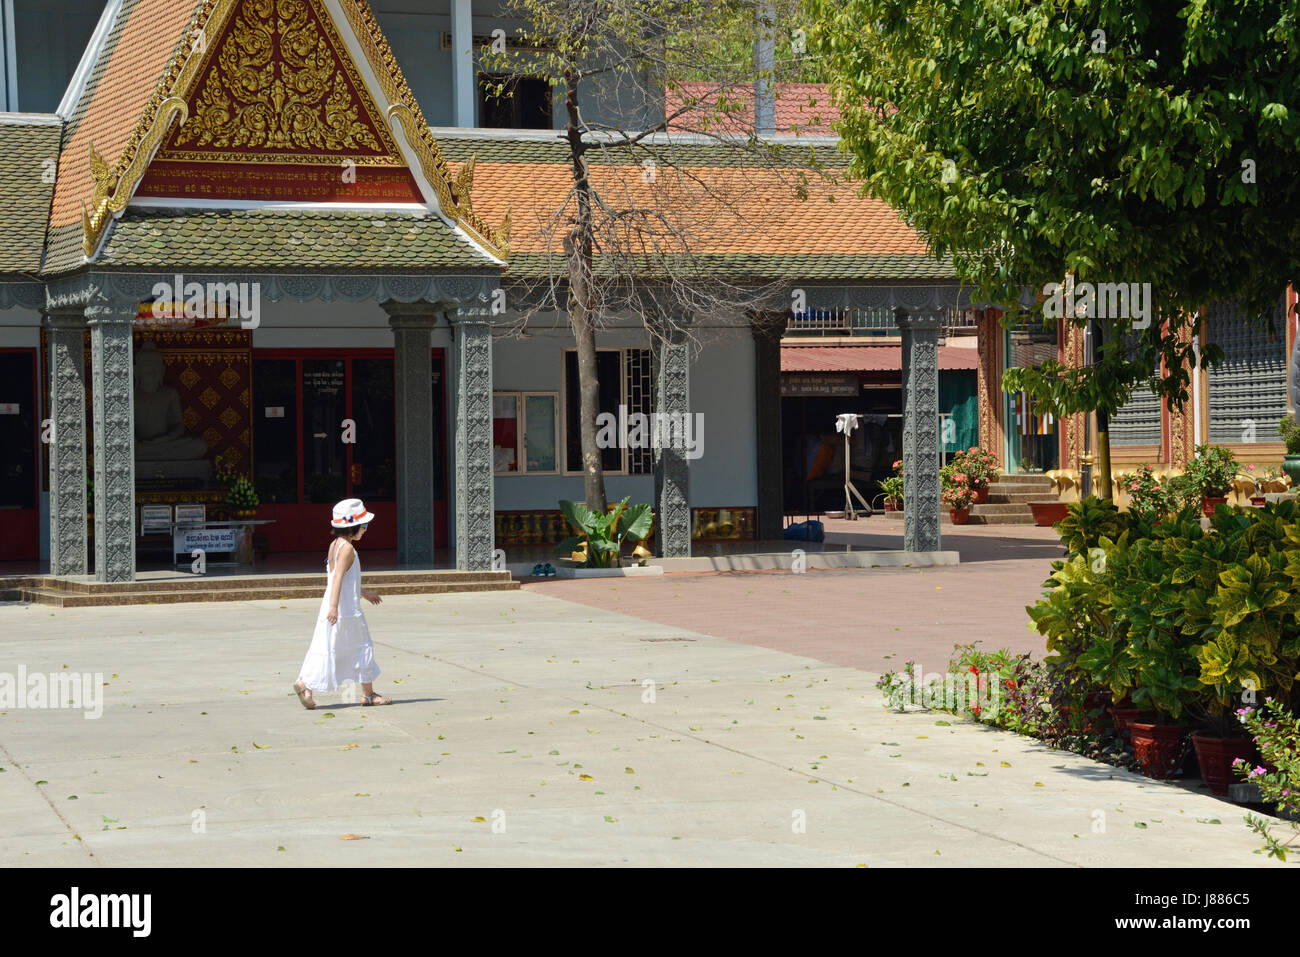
[975,308,1005,471]
[897,307,942,553]
[1061,319,1089,473]
[652,320,692,557]
[751,310,785,542]
[1166,316,1196,468]
[86,298,136,582]
[449,308,495,571]
[386,303,440,565]
[44,309,88,576]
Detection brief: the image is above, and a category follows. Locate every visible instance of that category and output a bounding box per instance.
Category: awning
[780,343,979,373]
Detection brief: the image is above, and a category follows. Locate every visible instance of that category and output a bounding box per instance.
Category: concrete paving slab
[0,590,1285,867]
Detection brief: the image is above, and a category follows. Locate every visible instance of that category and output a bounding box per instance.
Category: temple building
[0,2,1293,577]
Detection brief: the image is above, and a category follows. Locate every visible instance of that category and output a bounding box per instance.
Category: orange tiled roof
[46,0,207,270]
[434,134,948,279]
[782,343,979,373]
[665,82,842,136]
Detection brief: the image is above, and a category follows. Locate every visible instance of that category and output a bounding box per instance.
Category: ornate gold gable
[81,0,509,260]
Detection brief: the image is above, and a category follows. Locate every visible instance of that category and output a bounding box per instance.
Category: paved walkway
[527,519,1066,673]
[0,574,1281,867]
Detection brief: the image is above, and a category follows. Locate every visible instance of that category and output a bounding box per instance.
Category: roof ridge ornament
[82,97,189,259]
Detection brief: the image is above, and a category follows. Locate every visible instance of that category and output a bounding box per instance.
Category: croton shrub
[1030,497,1300,735]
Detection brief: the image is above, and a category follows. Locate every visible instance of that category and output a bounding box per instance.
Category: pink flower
[1232,757,1245,766]
[1251,766,1268,777]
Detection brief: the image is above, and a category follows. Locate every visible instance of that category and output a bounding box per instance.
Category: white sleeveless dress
[296,544,380,692]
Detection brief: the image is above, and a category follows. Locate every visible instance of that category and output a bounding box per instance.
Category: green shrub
[1028,499,1300,731]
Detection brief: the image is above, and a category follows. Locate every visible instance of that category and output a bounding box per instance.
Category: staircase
[0,569,518,608]
[969,474,1053,525]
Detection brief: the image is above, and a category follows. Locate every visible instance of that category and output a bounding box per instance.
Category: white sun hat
[330,498,375,528]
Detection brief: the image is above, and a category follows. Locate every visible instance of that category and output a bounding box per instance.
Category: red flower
[969,665,979,675]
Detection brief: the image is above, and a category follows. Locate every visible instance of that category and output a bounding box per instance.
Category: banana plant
[556,497,653,569]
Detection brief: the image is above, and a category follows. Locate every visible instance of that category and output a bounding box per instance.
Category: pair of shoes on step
[530,562,557,578]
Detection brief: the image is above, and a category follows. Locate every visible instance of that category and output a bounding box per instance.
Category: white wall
[490,314,757,512]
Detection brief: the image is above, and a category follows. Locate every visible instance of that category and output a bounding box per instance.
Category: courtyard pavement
[0,541,1285,866]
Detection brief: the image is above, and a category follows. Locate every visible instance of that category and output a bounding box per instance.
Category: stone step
[990,475,1054,488]
[986,491,1051,504]
[18,579,520,608]
[13,570,513,596]
[970,502,1036,516]
[968,513,1039,525]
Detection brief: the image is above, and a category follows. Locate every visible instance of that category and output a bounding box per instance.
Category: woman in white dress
[293,498,391,709]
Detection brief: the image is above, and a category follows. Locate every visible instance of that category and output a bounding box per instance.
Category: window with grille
[1206,298,1287,445]
[1109,333,1162,446]
[563,348,654,475]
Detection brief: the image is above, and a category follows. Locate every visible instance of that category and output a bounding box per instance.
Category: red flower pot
[883,499,899,512]
[1109,705,1142,735]
[1250,496,1267,507]
[972,485,990,504]
[1028,501,1070,527]
[1190,734,1255,796]
[1130,723,1187,779]
[1201,496,1227,517]
[949,507,970,525]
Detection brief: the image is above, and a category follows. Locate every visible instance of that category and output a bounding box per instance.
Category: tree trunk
[564,68,608,513]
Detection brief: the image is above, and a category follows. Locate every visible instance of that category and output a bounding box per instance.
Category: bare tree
[481,0,833,512]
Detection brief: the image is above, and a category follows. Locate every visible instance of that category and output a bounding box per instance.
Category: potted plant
[878,462,904,512]
[556,497,653,569]
[1184,443,1239,516]
[225,475,260,518]
[1279,417,1300,487]
[951,446,998,503]
[941,468,977,524]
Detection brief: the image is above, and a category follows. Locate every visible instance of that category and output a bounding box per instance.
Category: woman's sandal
[293,681,317,710]
[362,691,393,706]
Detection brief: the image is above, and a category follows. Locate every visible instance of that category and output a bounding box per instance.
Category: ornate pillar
[750,310,786,542]
[449,307,495,571]
[897,308,942,552]
[44,309,88,576]
[385,303,440,565]
[652,320,691,557]
[1166,316,1196,467]
[86,298,136,582]
[975,309,1005,471]
[1061,320,1089,473]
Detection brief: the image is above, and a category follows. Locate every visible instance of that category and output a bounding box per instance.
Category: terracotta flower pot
[883,499,900,512]
[972,485,990,504]
[1028,501,1070,527]
[1109,705,1142,735]
[1201,496,1227,517]
[949,507,970,525]
[1130,723,1187,779]
[1190,734,1256,796]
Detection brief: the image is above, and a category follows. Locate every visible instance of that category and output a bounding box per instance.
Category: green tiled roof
[95,207,504,272]
[503,251,954,281]
[435,133,852,170]
[0,117,62,275]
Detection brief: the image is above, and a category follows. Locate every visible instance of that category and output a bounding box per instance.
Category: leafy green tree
[809,0,1300,490]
